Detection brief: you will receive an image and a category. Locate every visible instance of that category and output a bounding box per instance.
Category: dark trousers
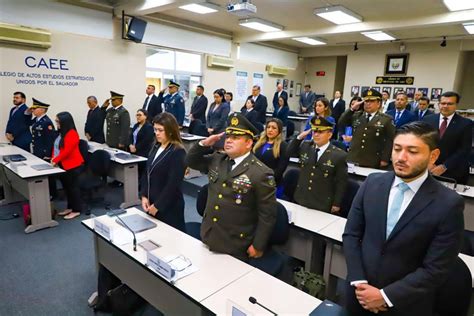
[59,165,83,212]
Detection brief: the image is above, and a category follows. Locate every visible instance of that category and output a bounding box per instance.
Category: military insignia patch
[231,117,239,126]
[267,175,276,187]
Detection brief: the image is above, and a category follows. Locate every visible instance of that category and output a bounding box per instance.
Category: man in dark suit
[272,83,288,111]
[190,85,208,123]
[299,84,316,114]
[386,92,416,129]
[423,91,472,184]
[409,90,423,112]
[84,96,106,143]
[343,121,464,315]
[5,91,31,151]
[142,85,163,122]
[329,90,346,124]
[186,113,277,261]
[245,85,268,124]
[413,96,434,121]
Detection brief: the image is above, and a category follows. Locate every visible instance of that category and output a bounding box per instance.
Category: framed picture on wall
[418,87,429,97]
[351,86,360,97]
[406,87,416,99]
[296,83,302,96]
[283,79,289,90]
[382,86,392,96]
[431,88,443,100]
[385,54,409,75]
[361,86,370,95]
[371,86,381,92]
[290,80,294,88]
[290,89,294,98]
[393,87,405,99]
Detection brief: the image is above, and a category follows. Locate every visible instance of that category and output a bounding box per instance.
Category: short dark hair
[395,121,439,150]
[147,85,155,90]
[419,96,430,103]
[197,85,204,90]
[441,91,461,103]
[214,89,225,99]
[87,96,97,102]
[137,108,148,117]
[14,91,26,99]
[304,84,311,88]
[225,91,233,101]
[396,91,407,98]
[382,90,390,95]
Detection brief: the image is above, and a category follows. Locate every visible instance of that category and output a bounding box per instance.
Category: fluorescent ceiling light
[313,5,363,25]
[292,37,326,45]
[443,0,474,11]
[463,22,474,34]
[361,31,396,41]
[239,18,283,32]
[179,3,219,14]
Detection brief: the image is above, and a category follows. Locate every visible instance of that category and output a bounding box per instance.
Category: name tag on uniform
[347,162,355,173]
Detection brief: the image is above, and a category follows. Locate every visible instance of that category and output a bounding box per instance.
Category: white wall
[304,56,338,98]
[239,43,298,69]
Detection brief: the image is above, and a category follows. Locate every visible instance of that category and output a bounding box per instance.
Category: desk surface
[180,133,206,141]
[87,141,147,164]
[0,144,64,178]
[201,268,321,315]
[317,217,347,244]
[278,199,341,234]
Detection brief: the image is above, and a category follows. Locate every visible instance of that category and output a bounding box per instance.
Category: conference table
[0,143,64,233]
[87,142,147,209]
[82,208,322,315]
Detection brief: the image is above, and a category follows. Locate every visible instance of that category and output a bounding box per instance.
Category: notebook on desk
[115,214,157,233]
[2,154,27,162]
[310,300,349,316]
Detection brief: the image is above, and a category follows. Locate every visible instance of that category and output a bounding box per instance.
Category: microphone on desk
[249,296,277,315]
[114,213,137,251]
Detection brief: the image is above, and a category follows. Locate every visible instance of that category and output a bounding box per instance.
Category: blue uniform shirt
[164,92,185,126]
[31,115,57,160]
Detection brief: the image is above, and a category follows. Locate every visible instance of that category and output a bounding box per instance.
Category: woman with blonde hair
[253,118,289,197]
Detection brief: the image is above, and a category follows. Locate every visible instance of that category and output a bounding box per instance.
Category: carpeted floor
[0,186,201,316]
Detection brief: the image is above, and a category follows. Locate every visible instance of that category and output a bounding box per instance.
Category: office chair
[281,168,300,202]
[79,150,111,213]
[288,110,298,117]
[249,202,290,276]
[185,184,208,240]
[286,121,295,140]
[79,139,90,166]
[434,256,472,316]
[340,179,360,218]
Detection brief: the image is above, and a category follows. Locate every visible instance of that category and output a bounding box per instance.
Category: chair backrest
[196,184,208,217]
[340,179,360,218]
[269,202,289,245]
[282,168,300,202]
[461,230,474,256]
[79,139,90,164]
[193,120,209,137]
[286,121,295,139]
[254,122,264,134]
[434,256,472,316]
[89,150,111,177]
[288,110,298,117]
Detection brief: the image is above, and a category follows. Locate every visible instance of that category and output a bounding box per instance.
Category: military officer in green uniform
[103,91,131,150]
[338,89,395,169]
[288,116,348,214]
[186,113,277,261]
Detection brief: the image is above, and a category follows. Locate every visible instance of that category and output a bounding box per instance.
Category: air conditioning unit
[207,55,234,68]
[266,65,288,76]
[0,23,51,49]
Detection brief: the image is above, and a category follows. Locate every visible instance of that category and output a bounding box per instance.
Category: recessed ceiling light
[239,18,283,32]
[313,5,363,25]
[179,3,219,14]
[292,37,326,45]
[463,22,474,34]
[443,0,474,11]
[361,31,396,41]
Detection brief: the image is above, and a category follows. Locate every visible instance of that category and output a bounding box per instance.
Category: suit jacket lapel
[386,176,436,242]
[442,113,458,139]
[378,173,394,241]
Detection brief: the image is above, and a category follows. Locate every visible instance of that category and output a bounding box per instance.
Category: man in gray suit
[299,84,316,114]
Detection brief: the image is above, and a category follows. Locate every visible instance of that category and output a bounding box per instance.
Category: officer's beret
[225,113,259,138]
[310,116,334,131]
[362,88,382,101]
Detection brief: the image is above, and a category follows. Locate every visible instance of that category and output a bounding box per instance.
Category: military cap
[310,116,334,131]
[110,91,124,100]
[31,98,50,109]
[225,113,259,138]
[168,80,180,88]
[362,88,382,101]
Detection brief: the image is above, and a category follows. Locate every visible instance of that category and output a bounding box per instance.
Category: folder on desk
[310,300,349,316]
[3,154,27,162]
[31,164,54,171]
[115,214,157,233]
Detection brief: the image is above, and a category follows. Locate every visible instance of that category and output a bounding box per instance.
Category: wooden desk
[0,143,64,233]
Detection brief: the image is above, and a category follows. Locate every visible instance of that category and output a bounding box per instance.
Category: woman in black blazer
[140,112,186,232]
[253,118,289,198]
[129,109,154,158]
[272,96,289,127]
[240,98,259,127]
[206,89,231,135]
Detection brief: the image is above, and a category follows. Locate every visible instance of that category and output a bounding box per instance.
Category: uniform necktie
[395,111,401,123]
[439,116,448,138]
[366,113,372,123]
[227,159,235,173]
[143,96,149,110]
[386,182,410,238]
[314,148,320,162]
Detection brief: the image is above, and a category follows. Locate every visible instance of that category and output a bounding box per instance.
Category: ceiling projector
[227,0,257,17]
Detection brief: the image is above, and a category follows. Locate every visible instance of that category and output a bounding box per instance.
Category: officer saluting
[338,88,395,169]
[164,81,185,128]
[186,113,277,261]
[288,116,348,214]
[103,91,131,150]
[29,98,57,161]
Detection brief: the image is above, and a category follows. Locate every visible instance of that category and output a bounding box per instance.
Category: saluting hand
[330,206,340,214]
[297,129,312,140]
[201,132,225,147]
[102,99,110,108]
